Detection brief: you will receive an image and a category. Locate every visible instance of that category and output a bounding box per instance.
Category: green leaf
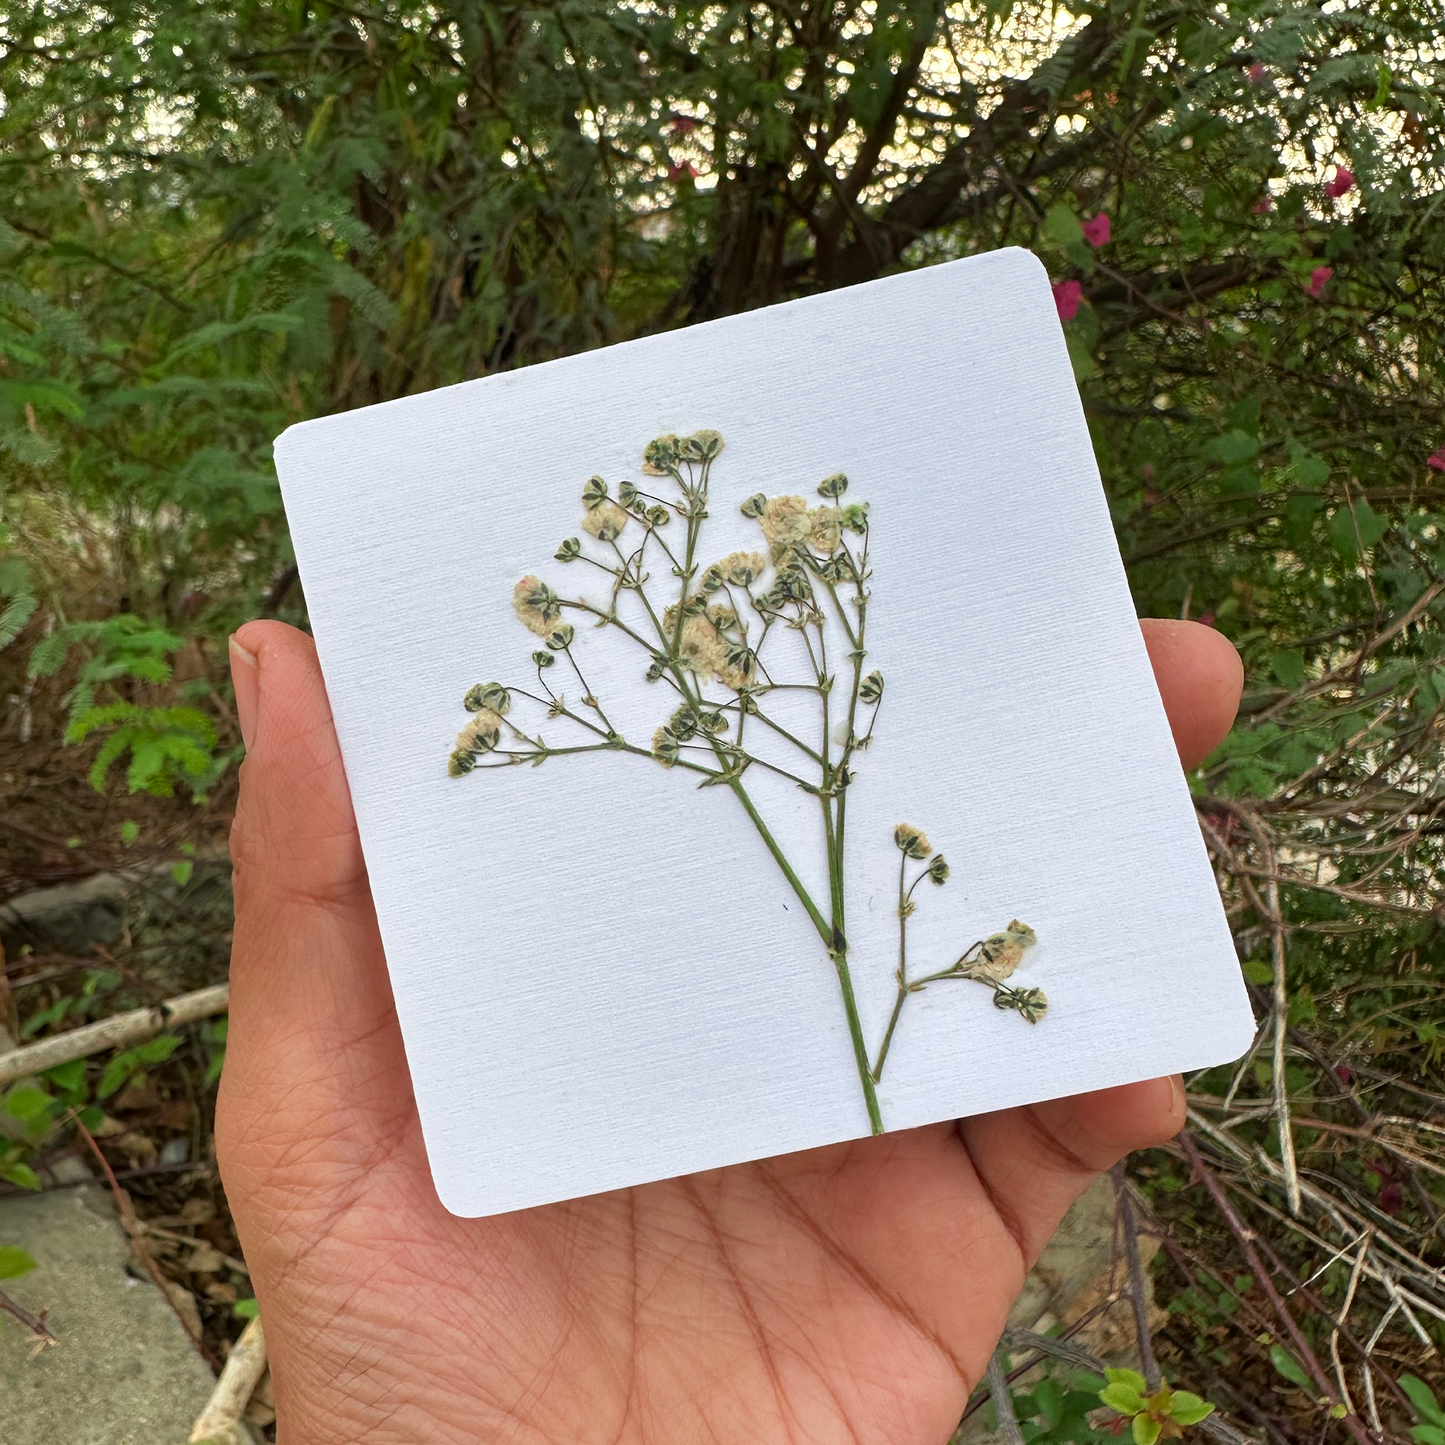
[1101,1382,1145,1414]
[1169,1391,1214,1425]
[0,1245,37,1280]
[1408,1427,1445,1445]
[1205,429,1259,465]
[1401,1376,1445,1426]
[119,819,140,846]
[0,1163,41,1191]
[2,1085,53,1125]
[1133,1412,1162,1445]
[1242,958,1273,986]
[97,1052,138,1100]
[171,859,194,886]
[233,1297,260,1319]
[1269,1345,1315,1393]
[1271,649,1305,687]
[41,1059,87,1092]
[1104,1368,1149,1393]
[1043,203,1084,246]
[134,1035,182,1065]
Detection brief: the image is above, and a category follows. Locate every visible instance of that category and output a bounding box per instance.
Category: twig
[1178,1132,1374,1445]
[0,983,229,1086]
[1265,874,1301,1218]
[986,1350,1026,1445]
[1111,1161,1162,1389]
[0,1283,58,1348]
[190,1315,267,1444]
[72,1113,219,1369]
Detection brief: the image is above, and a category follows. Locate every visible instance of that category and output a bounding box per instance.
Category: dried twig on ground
[190,1314,267,1445]
[0,1283,58,1349]
[0,982,228,1086]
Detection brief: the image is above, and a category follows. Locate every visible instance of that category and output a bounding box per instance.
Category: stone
[0,874,128,960]
[0,1185,217,1445]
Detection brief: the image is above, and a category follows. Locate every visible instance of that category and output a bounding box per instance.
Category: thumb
[219,622,413,1196]
[228,620,367,909]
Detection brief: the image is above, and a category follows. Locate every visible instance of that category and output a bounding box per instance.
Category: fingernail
[229,635,259,752]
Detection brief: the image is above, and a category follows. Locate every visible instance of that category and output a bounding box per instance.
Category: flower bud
[893,823,932,859]
[619,480,638,506]
[581,475,608,507]
[447,749,475,778]
[817,472,848,498]
[928,855,950,885]
[740,493,767,518]
[645,655,667,682]
[532,649,556,668]
[691,429,724,459]
[859,670,884,704]
[647,504,671,527]
[545,624,575,650]
[555,537,581,561]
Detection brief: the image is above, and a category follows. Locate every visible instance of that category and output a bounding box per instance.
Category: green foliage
[1098,1370,1214,1445]
[1402,1375,1445,1445]
[97,1034,183,1101]
[0,1245,37,1280]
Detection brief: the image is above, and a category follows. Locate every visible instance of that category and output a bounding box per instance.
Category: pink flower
[1252,194,1275,213]
[1427,447,1445,472]
[1051,278,1082,321]
[1197,613,1216,628]
[1334,1064,1354,1084]
[1306,265,1333,298]
[1325,165,1355,198]
[1081,212,1111,247]
[669,114,698,134]
[1247,62,1267,82]
[667,161,698,182]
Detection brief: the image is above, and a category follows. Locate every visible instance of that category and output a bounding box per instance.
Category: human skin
[218,616,1242,1445]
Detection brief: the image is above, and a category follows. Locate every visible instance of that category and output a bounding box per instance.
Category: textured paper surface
[274,247,1253,1218]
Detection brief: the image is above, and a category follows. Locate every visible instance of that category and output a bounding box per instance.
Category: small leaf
[233,1297,260,1320]
[1101,1383,1145,1414]
[0,1163,40,1191]
[1043,203,1085,246]
[1169,1391,1215,1426]
[1270,649,1305,687]
[1105,1368,1149,1393]
[1401,1377,1445,1426]
[170,859,194,886]
[1133,1412,1162,1445]
[1242,958,1273,986]
[0,1245,37,1280]
[1269,1344,1315,1393]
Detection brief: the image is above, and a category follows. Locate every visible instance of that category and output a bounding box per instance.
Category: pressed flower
[581,499,628,541]
[455,427,1047,1135]
[758,495,813,560]
[512,576,561,636]
[971,920,1037,983]
[808,506,842,553]
[719,550,767,586]
[1052,278,1082,322]
[456,709,503,755]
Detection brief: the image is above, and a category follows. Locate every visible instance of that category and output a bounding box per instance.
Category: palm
[219,618,1240,1444]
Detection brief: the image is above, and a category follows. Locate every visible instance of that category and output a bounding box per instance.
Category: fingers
[956,1076,1186,1266]
[1140,618,1243,769]
[219,622,412,1187]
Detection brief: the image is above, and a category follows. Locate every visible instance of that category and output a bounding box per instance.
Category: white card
[274,247,1252,1218]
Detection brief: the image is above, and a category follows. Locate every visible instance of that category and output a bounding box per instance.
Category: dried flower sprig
[448,430,1049,1132]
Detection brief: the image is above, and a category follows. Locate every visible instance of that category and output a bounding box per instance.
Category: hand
[219,616,1241,1445]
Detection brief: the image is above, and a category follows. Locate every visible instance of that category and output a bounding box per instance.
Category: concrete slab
[0,1185,217,1445]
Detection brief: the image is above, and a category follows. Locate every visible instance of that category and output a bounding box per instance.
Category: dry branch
[0,983,229,1086]
[190,1315,268,1445]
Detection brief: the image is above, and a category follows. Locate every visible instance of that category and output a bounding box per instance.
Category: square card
[273,246,1253,1218]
